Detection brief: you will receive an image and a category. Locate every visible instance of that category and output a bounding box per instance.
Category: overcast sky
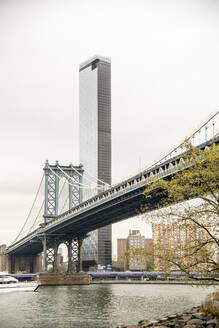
[0,0,219,258]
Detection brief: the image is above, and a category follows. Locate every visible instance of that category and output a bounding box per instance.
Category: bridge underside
[7,184,164,257]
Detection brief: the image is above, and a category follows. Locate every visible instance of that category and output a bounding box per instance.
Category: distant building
[117,230,153,271]
[127,229,145,250]
[117,239,127,262]
[144,238,154,264]
[152,223,211,271]
[57,247,63,266]
[0,244,7,272]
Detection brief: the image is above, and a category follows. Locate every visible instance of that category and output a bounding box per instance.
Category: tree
[142,142,219,281]
[125,247,154,271]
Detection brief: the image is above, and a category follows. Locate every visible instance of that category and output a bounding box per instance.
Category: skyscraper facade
[79,55,112,268]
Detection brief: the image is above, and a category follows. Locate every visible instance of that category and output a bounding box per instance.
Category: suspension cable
[145,110,218,171]
[60,193,69,213]
[58,178,67,197]
[58,165,105,185]
[12,173,45,244]
[28,199,44,233]
[49,166,102,189]
[28,175,67,234]
[50,167,100,189]
[110,110,219,187]
[82,166,110,187]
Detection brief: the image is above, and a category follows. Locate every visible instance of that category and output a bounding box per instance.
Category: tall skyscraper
[79,55,111,269]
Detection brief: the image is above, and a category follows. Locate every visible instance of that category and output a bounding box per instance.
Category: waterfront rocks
[138,321,150,326]
[121,306,219,328]
[187,318,203,326]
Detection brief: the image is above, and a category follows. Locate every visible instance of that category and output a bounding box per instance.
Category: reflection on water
[0,284,215,328]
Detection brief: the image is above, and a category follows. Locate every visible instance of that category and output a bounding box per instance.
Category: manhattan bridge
[4,110,219,274]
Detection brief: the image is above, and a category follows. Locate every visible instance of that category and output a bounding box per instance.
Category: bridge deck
[6,136,219,256]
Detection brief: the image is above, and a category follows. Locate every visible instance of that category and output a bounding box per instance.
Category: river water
[0,284,215,328]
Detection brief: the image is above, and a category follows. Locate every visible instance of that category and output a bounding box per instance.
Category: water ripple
[0,284,215,328]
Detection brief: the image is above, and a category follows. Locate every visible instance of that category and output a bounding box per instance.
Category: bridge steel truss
[42,161,84,272]
[41,234,84,273]
[44,160,83,222]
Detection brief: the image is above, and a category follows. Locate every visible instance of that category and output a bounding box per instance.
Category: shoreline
[119,306,219,328]
[91,280,219,285]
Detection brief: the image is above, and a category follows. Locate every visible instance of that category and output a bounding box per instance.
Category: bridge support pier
[7,254,42,274]
[0,245,8,272]
[37,271,90,285]
[38,235,89,285]
[42,236,47,272]
[41,235,84,273]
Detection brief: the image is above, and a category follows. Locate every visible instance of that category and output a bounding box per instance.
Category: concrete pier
[0,244,7,272]
[37,272,90,285]
[7,254,42,273]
